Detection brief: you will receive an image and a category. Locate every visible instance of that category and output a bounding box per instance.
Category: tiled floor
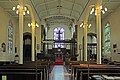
[49,65,70,80]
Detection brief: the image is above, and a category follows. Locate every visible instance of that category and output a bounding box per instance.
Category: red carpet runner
[55,57,63,65]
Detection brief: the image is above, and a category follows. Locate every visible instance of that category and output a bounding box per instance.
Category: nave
[1,61,120,80]
[49,65,70,80]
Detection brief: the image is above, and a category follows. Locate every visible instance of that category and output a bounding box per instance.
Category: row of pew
[0,61,50,80]
[65,61,120,80]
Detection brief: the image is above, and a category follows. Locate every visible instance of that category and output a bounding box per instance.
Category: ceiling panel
[47,1,57,9]
[37,0,44,4]
[40,11,48,18]
[73,4,83,13]
[49,8,59,15]
[61,8,71,16]
[64,0,74,2]
[0,0,119,23]
[104,3,120,10]
[62,0,73,10]
[36,4,46,12]
[71,11,80,20]
[109,0,120,2]
[0,2,13,8]
[0,0,9,1]
[102,0,109,2]
[75,0,88,7]
[46,0,56,1]
[8,11,18,17]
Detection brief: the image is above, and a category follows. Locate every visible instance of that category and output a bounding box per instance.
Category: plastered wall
[102,7,120,62]
[0,7,18,61]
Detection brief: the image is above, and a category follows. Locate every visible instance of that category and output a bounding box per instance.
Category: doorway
[83,33,97,61]
[23,32,32,62]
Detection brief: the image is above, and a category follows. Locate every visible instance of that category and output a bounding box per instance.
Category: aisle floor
[49,65,70,80]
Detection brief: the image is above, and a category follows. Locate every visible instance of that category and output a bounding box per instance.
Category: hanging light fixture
[28,23,31,27]
[12,5,29,15]
[90,5,108,15]
[80,22,92,29]
[28,22,39,28]
[88,24,92,28]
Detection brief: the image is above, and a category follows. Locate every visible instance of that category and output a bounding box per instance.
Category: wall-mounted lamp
[28,22,39,27]
[12,5,29,15]
[88,24,91,28]
[80,22,84,27]
[90,5,107,15]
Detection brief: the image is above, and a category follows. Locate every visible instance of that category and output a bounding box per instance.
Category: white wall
[102,7,120,62]
[0,7,18,61]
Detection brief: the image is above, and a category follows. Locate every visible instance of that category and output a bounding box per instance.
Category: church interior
[0,0,120,80]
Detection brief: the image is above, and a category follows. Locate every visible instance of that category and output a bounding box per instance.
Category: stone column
[96,4,102,64]
[32,22,35,61]
[36,25,41,53]
[77,25,80,61]
[18,0,23,64]
[84,22,88,61]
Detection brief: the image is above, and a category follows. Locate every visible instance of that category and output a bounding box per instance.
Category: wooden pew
[0,61,49,80]
[71,64,120,80]
[65,61,81,72]
[65,61,96,72]
[24,60,50,80]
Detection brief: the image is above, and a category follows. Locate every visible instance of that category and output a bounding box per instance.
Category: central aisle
[49,65,70,80]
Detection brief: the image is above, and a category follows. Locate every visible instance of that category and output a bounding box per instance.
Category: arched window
[87,33,97,60]
[104,22,110,59]
[54,27,64,48]
[8,21,13,54]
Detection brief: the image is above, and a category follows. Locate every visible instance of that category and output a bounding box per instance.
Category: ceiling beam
[70,0,75,16]
[0,0,17,2]
[103,1,120,3]
[44,0,49,16]
[11,15,30,18]
[30,0,42,21]
[57,0,61,14]
[77,0,90,23]
[38,6,80,14]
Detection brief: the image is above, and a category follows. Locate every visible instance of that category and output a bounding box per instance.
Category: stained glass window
[54,27,64,48]
[104,23,110,58]
[8,24,13,54]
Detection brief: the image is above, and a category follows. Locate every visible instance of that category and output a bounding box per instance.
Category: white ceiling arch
[30,0,89,22]
[0,0,119,24]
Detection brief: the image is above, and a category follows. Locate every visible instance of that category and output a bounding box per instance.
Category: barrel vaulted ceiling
[0,0,120,24]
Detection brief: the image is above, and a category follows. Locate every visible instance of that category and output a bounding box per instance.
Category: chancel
[0,0,120,80]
